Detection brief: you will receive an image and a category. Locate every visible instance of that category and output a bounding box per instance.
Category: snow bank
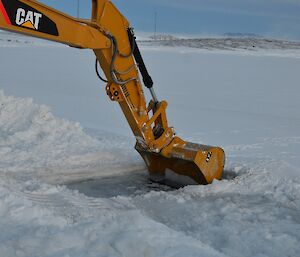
[0,179,228,257]
[131,170,300,257]
[0,90,97,170]
[0,91,227,256]
[0,90,142,183]
[1,91,299,257]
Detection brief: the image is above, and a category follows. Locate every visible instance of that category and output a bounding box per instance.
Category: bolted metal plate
[135,138,225,185]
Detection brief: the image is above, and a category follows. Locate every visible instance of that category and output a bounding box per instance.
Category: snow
[0,32,300,257]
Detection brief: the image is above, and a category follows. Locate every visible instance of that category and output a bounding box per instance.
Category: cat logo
[0,0,58,36]
[15,8,42,30]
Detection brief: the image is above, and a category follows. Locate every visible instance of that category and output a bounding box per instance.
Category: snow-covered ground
[0,32,300,257]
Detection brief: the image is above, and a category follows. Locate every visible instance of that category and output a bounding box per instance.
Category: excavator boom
[0,0,225,185]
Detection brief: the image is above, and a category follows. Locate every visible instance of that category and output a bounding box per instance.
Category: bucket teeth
[135,137,225,185]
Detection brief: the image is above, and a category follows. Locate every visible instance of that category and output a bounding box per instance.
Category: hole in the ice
[222,169,240,180]
[66,170,175,198]
[66,169,242,198]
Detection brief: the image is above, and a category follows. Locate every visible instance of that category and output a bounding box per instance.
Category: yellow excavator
[0,0,225,185]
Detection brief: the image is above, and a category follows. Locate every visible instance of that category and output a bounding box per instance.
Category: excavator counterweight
[0,0,225,185]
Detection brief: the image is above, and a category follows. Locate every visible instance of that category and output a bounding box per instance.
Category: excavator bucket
[136,136,225,185]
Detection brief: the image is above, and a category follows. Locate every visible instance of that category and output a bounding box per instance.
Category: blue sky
[39,0,300,39]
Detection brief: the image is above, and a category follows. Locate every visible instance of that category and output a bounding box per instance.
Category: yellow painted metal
[136,139,225,184]
[0,0,225,185]
[0,0,110,49]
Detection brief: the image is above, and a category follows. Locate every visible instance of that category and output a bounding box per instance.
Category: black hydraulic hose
[95,59,108,83]
[127,28,154,89]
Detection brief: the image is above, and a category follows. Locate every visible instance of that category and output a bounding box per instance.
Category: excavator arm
[0,0,225,185]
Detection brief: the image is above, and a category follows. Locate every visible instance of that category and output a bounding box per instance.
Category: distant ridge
[139,36,300,51]
[224,32,261,38]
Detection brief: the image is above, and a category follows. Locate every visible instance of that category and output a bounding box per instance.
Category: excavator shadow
[66,170,175,198]
[66,169,239,199]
